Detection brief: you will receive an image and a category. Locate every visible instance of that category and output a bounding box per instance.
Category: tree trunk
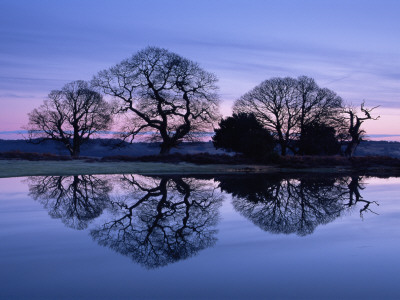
[72,143,81,159]
[159,135,181,155]
[72,126,81,158]
[345,140,359,158]
[72,150,80,159]
[280,142,287,156]
[159,143,172,155]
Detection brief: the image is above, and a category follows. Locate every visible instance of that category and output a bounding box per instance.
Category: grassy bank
[1,158,399,178]
[2,150,400,177]
[0,160,278,178]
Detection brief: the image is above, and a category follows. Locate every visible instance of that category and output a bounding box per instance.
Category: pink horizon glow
[1,95,398,141]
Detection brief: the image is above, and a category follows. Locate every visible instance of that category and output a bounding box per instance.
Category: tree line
[26,46,378,158]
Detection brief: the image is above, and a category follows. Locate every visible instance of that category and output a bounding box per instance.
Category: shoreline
[1,159,399,178]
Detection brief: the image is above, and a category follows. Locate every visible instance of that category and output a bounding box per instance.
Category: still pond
[1,174,400,299]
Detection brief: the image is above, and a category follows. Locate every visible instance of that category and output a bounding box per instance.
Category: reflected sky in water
[1,175,400,299]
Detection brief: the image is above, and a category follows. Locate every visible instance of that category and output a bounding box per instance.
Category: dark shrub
[212,113,276,158]
[298,122,341,155]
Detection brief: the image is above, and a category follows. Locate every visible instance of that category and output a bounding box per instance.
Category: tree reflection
[345,176,379,218]
[28,175,112,230]
[218,175,377,236]
[26,172,379,267]
[91,175,223,269]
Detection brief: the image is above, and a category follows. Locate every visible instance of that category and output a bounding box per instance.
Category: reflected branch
[218,175,378,236]
[345,176,379,219]
[28,175,112,229]
[91,175,223,268]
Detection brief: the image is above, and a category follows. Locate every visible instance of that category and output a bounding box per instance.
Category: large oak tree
[233,76,344,155]
[92,46,220,155]
[26,80,113,158]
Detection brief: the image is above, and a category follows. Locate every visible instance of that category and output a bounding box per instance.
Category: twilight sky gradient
[1,0,399,138]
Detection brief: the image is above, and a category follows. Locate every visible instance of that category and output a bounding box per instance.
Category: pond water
[1,174,400,300]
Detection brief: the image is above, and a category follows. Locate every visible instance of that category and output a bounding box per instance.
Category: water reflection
[28,175,112,230]
[26,173,379,268]
[218,175,378,236]
[347,176,379,217]
[91,175,223,268]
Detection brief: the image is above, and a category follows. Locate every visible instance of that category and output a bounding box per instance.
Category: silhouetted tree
[218,175,377,236]
[344,102,379,157]
[298,121,341,155]
[92,47,221,155]
[296,76,345,138]
[26,80,113,158]
[91,175,223,268]
[27,175,112,230]
[212,113,275,158]
[233,76,344,155]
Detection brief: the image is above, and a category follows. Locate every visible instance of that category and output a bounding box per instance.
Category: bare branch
[92,47,221,154]
[233,76,344,155]
[25,80,113,158]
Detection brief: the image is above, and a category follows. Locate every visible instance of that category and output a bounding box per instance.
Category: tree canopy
[26,80,112,158]
[233,76,344,155]
[92,46,221,154]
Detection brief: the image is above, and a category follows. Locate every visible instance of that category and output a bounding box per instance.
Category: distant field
[0,139,399,158]
[0,140,228,157]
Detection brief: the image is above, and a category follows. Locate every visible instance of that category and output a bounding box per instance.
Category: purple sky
[1,0,399,138]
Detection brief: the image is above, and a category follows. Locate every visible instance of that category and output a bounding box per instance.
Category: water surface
[1,174,399,299]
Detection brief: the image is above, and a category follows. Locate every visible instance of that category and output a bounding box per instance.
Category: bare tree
[26,80,113,158]
[233,76,343,155]
[344,102,380,157]
[296,76,344,137]
[92,46,220,155]
[234,77,297,155]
